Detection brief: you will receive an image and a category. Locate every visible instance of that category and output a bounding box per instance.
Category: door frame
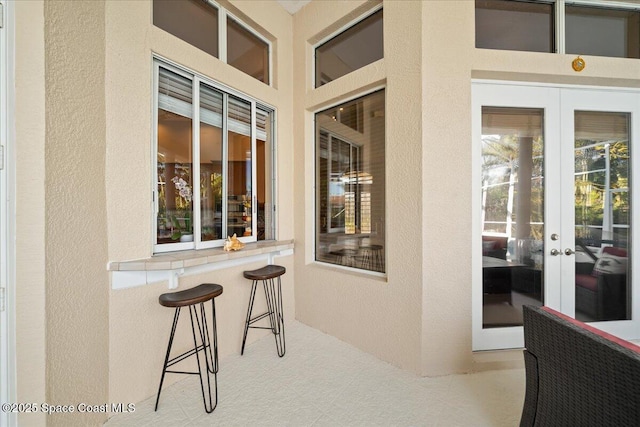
[559,87,640,339]
[472,82,561,351]
[472,80,640,351]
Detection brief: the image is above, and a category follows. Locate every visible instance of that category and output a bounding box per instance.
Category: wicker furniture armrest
[521,305,640,426]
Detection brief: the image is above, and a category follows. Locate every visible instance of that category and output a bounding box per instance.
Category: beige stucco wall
[421,0,475,376]
[105,0,295,407]
[43,1,110,425]
[293,0,423,374]
[14,0,47,425]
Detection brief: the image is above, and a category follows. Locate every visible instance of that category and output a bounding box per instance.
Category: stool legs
[241,276,286,357]
[240,280,259,356]
[155,299,218,413]
[264,276,286,357]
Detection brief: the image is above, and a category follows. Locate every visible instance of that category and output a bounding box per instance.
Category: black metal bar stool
[155,283,223,414]
[241,265,286,357]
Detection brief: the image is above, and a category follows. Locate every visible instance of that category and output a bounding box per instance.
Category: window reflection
[481,107,545,328]
[315,9,383,87]
[315,90,385,273]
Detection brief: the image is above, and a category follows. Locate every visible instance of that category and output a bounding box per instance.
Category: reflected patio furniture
[358,244,383,271]
[329,248,359,267]
[482,256,526,306]
[575,246,628,321]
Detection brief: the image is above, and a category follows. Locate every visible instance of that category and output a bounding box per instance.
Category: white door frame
[472,83,561,351]
[0,1,16,424]
[472,81,640,351]
[559,88,640,339]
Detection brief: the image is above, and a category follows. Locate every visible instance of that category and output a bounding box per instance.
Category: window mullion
[219,8,227,64]
[251,101,258,240]
[327,135,332,233]
[152,62,161,247]
[556,0,566,54]
[222,93,229,239]
[193,79,202,247]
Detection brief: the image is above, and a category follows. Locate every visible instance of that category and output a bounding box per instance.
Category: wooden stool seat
[159,283,223,307]
[243,265,286,281]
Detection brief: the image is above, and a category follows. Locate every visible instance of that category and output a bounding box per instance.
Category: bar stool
[155,283,223,414]
[241,265,286,357]
[359,244,384,271]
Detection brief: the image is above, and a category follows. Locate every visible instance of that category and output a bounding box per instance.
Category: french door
[472,83,640,351]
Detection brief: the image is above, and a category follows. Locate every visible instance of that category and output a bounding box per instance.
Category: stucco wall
[421,0,475,376]
[44,1,110,425]
[14,1,47,425]
[105,0,295,406]
[293,0,423,374]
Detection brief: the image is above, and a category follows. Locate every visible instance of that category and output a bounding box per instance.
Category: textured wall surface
[14,1,47,425]
[43,1,110,425]
[293,0,423,374]
[421,0,475,376]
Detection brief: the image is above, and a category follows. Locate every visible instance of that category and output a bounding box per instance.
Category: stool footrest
[248,311,271,324]
[165,370,202,376]
[166,344,210,368]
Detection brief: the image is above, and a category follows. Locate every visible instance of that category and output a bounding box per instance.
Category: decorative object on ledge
[572,56,585,72]
[223,233,245,251]
[170,176,193,241]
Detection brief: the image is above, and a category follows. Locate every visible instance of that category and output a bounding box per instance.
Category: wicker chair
[521,305,640,426]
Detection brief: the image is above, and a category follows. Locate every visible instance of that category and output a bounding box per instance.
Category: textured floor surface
[105,321,525,426]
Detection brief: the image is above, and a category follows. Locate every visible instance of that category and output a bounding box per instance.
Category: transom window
[476,0,640,59]
[314,8,383,88]
[153,0,272,84]
[154,60,275,253]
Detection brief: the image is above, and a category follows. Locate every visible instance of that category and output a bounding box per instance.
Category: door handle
[564,248,575,256]
[550,248,561,256]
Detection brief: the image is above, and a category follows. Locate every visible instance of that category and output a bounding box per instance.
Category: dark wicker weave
[520,305,640,427]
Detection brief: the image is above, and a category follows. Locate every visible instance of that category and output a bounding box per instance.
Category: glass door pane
[199,83,223,242]
[156,68,193,245]
[481,107,545,328]
[574,111,631,322]
[227,96,252,239]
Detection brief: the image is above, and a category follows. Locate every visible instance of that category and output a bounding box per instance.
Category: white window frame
[153,0,273,86]
[478,0,640,55]
[557,0,640,54]
[152,58,276,254]
[312,4,383,89]
[219,6,273,86]
[313,86,386,275]
[0,1,15,425]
